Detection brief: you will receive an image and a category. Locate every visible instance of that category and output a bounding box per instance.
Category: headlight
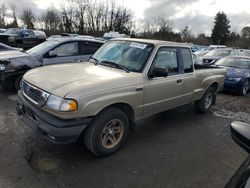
[227,77,242,82]
[46,95,78,112]
[0,64,5,71]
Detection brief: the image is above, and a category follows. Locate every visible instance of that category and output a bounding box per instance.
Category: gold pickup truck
[16,38,226,156]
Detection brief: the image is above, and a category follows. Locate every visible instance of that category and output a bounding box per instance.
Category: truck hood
[23,63,144,97]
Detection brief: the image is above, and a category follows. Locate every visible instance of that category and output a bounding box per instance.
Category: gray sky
[1,0,250,35]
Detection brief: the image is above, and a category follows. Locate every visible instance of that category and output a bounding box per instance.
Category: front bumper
[16,90,91,144]
[223,79,242,92]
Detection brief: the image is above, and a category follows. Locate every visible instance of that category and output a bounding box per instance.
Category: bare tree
[61,0,76,33]
[20,8,35,29]
[0,4,6,27]
[7,4,18,28]
[75,0,87,34]
[40,7,60,33]
[181,26,192,42]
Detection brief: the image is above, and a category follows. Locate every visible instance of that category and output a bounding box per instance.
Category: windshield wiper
[89,56,100,65]
[101,60,130,73]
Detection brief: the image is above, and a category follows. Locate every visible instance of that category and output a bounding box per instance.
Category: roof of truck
[111,38,190,47]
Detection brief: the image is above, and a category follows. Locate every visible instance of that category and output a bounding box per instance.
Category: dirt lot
[0,88,249,188]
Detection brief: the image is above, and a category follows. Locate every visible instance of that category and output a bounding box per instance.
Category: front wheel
[84,107,129,157]
[195,87,216,113]
[240,80,249,96]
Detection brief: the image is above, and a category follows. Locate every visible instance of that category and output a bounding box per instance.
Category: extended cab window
[152,47,178,75]
[53,42,78,57]
[181,48,194,73]
[83,42,102,55]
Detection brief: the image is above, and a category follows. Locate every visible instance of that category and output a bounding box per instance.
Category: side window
[53,42,78,57]
[152,47,178,75]
[26,30,35,36]
[83,42,103,55]
[181,48,194,73]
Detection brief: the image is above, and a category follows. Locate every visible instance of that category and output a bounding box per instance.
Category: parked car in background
[193,53,203,65]
[0,43,22,51]
[16,38,226,156]
[215,56,250,95]
[0,38,104,90]
[242,50,250,57]
[33,30,47,43]
[0,28,6,33]
[208,45,226,50]
[0,28,44,49]
[103,31,129,40]
[191,45,208,53]
[194,49,211,57]
[225,121,250,188]
[48,33,80,40]
[202,48,241,65]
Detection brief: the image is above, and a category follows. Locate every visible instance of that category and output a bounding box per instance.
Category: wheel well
[103,103,135,123]
[3,71,27,88]
[210,82,219,91]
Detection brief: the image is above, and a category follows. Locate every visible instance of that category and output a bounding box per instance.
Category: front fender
[79,90,144,119]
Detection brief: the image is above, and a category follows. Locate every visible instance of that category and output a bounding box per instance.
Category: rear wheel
[195,87,216,113]
[240,80,249,96]
[84,107,129,157]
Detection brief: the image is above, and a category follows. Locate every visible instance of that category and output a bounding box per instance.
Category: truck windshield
[27,40,59,56]
[91,41,154,72]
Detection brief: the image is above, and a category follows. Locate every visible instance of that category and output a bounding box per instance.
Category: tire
[1,77,15,91]
[84,107,129,157]
[240,80,249,96]
[15,75,23,91]
[1,80,11,91]
[195,87,216,113]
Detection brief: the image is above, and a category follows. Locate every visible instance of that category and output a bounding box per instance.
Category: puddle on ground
[8,95,18,102]
[0,114,8,133]
[212,108,250,122]
[35,158,58,172]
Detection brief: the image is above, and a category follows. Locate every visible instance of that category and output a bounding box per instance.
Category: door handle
[177,79,183,84]
[136,86,143,91]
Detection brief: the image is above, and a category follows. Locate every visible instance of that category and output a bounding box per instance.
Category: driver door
[143,47,183,117]
[43,42,80,65]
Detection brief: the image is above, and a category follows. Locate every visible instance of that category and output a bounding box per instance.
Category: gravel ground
[0,89,249,188]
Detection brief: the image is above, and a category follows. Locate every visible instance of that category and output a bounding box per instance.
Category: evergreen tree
[211,12,231,45]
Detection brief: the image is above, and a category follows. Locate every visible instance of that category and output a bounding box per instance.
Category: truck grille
[21,80,43,104]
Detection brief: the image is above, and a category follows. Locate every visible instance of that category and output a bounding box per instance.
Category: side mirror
[48,51,57,58]
[149,67,168,78]
[24,32,29,37]
[230,121,250,153]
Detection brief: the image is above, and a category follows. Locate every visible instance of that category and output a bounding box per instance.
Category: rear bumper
[16,90,91,144]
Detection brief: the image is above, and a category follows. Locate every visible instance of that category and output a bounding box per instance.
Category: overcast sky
[1,0,250,35]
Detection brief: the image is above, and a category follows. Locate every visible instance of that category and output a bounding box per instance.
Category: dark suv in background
[0,28,46,49]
